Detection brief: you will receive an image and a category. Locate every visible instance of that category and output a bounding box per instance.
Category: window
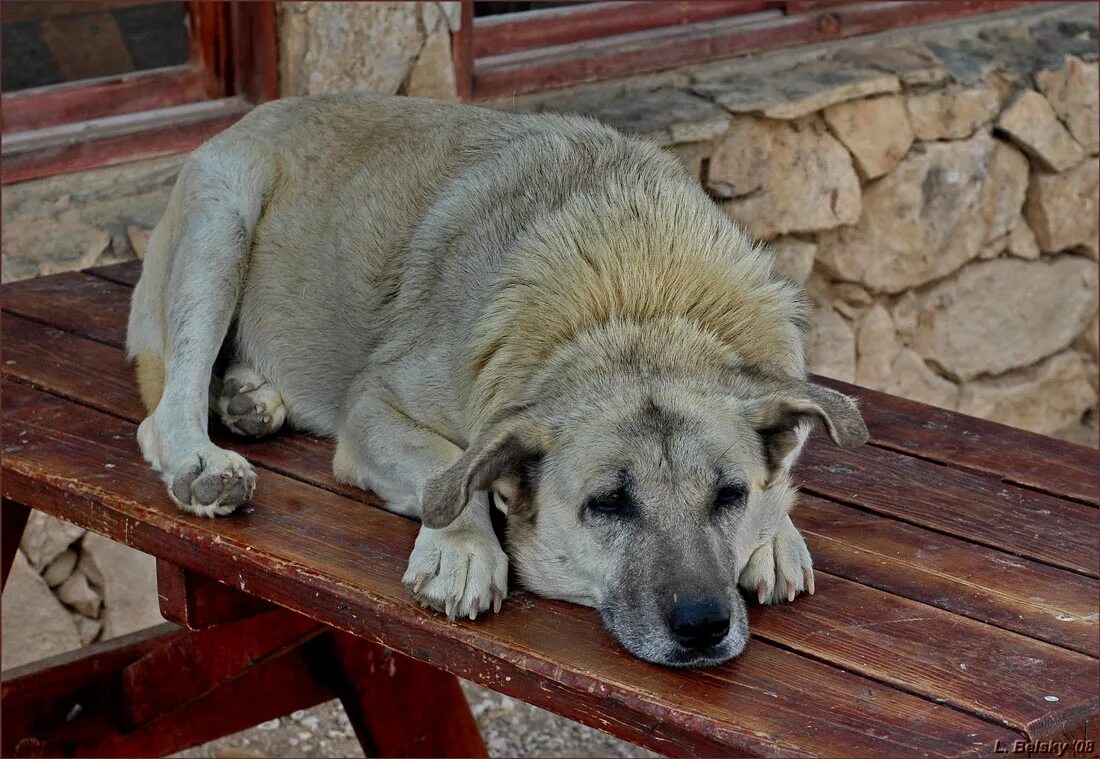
[1,1,276,184]
[453,0,1038,100]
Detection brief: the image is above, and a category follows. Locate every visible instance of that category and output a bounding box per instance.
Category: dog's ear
[756,382,868,482]
[421,409,546,529]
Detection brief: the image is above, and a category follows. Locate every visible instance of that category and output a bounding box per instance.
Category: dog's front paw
[739,515,814,605]
[403,524,508,621]
[164,445,256,517]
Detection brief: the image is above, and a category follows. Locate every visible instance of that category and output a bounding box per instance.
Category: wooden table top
[3,262,1097,757]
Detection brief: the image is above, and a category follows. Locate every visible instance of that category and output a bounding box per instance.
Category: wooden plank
[5,302,1098,654]
[750,573,1099,738]
[322,632,488,758]
[156,560,275,629]
[2,273,132,347]
[800,497,1100,658]
[472,1,781,58]
[6,284,1093,577]
[0,623,184,757]
[797,443,1099,578]
[2,499,30,590]
[471,1,1036,98]
[817,375,1099,506]
[0,380,1025,756]
[0,107,246,185]
[85,260,143,286]
[120,608,323,727]
[1,65,210,133]
[76,262,1100,505]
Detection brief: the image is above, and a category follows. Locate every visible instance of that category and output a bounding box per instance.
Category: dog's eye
[586,488,633,517]
[714,484,748,511]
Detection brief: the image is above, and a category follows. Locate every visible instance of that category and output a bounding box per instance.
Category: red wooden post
[319,631,488,759]
[2,499,30,590]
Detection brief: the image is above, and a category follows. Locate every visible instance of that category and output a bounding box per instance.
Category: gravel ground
[173,681,657,758]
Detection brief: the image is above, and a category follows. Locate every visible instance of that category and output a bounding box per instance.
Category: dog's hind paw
[403,520,509,621]
[164,445,256,517]
[216,363,286,438]
[739,515,814,605]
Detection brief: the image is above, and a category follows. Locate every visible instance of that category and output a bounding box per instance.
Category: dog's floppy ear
[756,382,868,481]
[421,408,545,529]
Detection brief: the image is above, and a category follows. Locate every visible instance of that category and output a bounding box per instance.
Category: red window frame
[453,0,1040,101]
[1,1,276,185]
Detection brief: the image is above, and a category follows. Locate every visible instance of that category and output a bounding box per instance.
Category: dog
[127,94,868,667]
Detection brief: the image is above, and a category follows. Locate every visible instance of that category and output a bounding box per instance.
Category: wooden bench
[2,261,1097,757]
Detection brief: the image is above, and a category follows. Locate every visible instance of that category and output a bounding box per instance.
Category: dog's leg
[334,387,508,620]
[738,515,814,605]
[212,362,286,438]
[138,152,273,517]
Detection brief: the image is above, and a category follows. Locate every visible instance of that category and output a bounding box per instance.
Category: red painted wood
[1,66,211,133]
[473,1,781,58]
[120,608,324,727]
[1,380,1027,756]
[1,109,246,185]
[156,560,276,629]
[0,623,185,757]
[324,632,488,758]
[454,1,475,101]
[2,499,30,590]
[470,1,1038,98]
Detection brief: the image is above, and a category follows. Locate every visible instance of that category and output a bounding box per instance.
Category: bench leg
[2,499,30,590]
[319,631,488,759]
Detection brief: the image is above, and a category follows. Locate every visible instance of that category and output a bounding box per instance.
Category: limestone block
[1035,55,1099,154]
[1024,157,1099,253]
[958,351,1097,434]
[711,116,861,238]
[806,305,856,383]
[2,551,82,669]
[78,533,165,639]
[20,511,85,572]
[914,257,1099,381]
[693,63,900,120]
[880,350,959,411]
[405,26,457,100]
[997,90,1085,172]
[816,133,1028,293]
[906,89,1000,141]
[56,570,103,619]
[768,237,816,284]
[280,2,426,97]
[856,304,900,388]
[823,95,914,179]
[43,548,78,589]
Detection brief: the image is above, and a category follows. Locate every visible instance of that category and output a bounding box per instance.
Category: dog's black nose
[668,596,730,650]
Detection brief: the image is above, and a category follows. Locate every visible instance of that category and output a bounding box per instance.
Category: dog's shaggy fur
[128,95,866,666]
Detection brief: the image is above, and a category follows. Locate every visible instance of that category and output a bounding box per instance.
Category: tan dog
[128,94,867,667]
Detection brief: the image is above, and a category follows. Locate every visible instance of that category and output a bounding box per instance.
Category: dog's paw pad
[217,366,286,438]
[402,527,509,620]
[166,447,256,517]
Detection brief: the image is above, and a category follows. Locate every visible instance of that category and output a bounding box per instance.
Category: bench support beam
[1,561,487,758]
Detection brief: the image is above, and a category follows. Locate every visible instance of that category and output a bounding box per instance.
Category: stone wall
[497,3,1099,444]
[1,0,1096,668]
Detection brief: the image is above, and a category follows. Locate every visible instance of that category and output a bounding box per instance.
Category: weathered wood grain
[156,560,275,629]
[2,380,1025,756]
[29,266,1100,508]
[817,376,1099,506]
[797,443,1099,577]
[5,309,1097,654]
[799,497,1099,657]
[322,631,489,758]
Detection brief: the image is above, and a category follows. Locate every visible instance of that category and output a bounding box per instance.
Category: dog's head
[421,368,867,667]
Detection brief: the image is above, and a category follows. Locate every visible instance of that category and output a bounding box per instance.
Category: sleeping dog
[127,94,868,667]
